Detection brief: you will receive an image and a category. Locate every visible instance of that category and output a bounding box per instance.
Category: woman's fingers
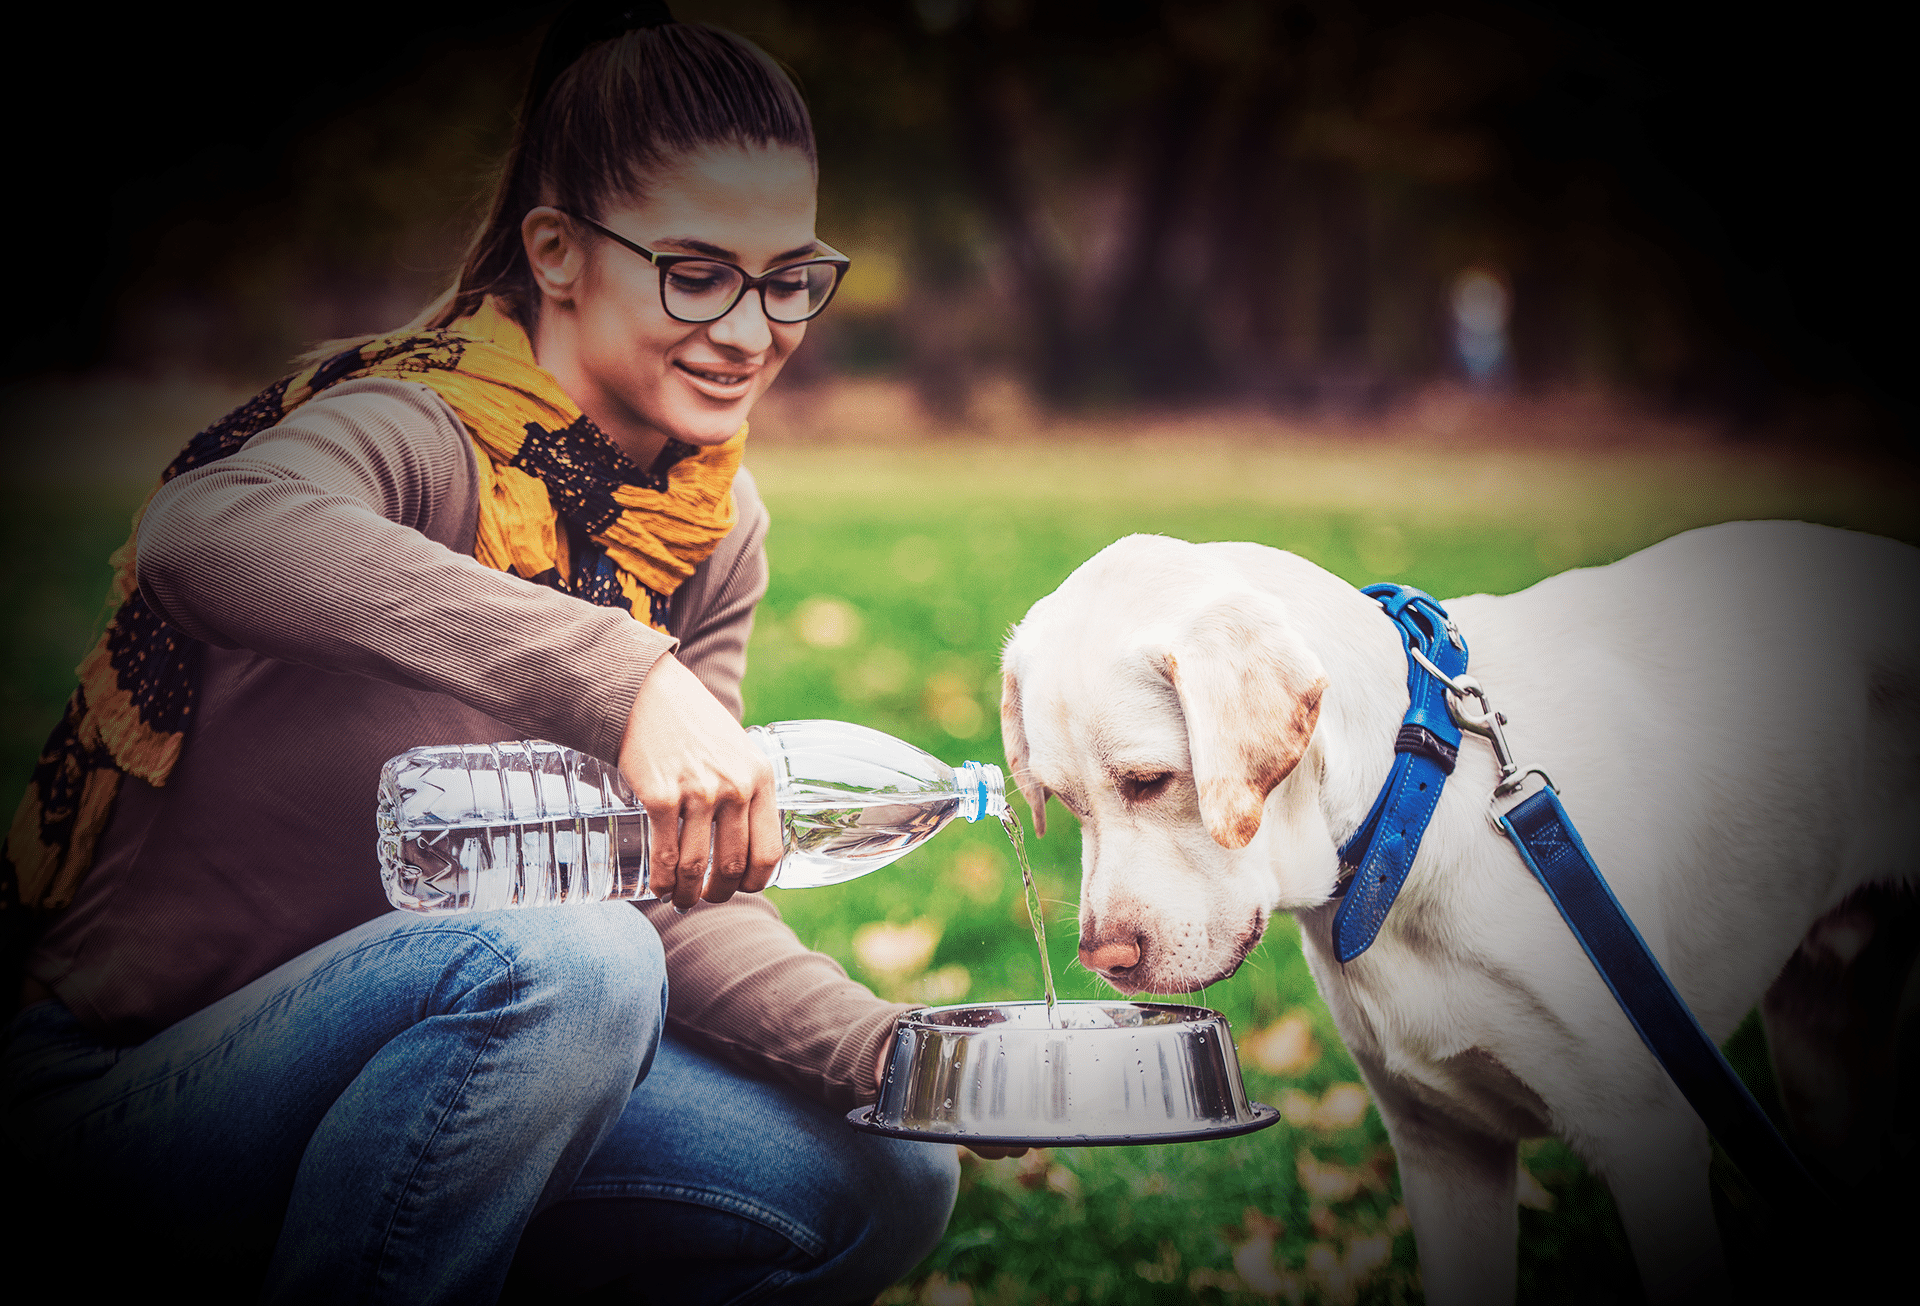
[643,780,765,908]
[619,652,782,907]
[702,744,778,901]
[644,800,683,902]
[741,782,783,893]
[703,787,751,903]
[672,793,716,910]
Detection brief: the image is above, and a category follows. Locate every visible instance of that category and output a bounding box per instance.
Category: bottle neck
[954,761,1008,823]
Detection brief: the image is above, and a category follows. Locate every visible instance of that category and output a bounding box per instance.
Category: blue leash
[1497,787,1824,1206]
[1334,585,1826,1209]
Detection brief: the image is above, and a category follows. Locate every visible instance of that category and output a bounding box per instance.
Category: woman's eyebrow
[656,236,822,265]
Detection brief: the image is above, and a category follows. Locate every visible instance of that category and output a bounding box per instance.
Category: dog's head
[1000,535,1345,995]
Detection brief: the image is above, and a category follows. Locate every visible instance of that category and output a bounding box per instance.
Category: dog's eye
[1119,772,1173,804]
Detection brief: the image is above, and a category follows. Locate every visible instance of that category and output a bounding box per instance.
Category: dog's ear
[999,655,1048,838]
[1156,594,1327,850]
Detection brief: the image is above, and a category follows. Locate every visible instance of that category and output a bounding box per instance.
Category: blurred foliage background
[2,0,1911,445]
[3,1,1916,1302]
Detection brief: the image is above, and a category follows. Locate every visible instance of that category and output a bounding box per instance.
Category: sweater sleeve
[135,378,672,762]
[639,893,914,1110]
[667,466,768,723]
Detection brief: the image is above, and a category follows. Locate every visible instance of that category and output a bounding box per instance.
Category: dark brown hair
[421,20,815,332]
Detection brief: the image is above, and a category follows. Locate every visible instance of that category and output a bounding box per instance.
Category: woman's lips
[674,359,757,400]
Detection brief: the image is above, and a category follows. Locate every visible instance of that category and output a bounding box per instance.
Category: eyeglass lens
[664,260,839,323]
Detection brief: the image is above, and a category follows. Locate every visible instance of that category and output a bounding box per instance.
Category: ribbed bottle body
[377,742,650,913]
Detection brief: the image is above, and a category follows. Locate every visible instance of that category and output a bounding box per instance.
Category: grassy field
[738,431,1917,1306]
[4,380,1916,1304]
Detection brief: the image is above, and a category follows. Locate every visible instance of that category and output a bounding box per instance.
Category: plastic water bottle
[377,720,1008,914]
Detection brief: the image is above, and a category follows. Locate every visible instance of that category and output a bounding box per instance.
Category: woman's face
[527,143,819,467]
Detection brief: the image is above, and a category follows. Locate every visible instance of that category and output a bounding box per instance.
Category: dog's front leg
[1360,1062,1519,1306]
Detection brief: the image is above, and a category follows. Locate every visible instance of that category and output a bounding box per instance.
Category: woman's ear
[522,206,586,305]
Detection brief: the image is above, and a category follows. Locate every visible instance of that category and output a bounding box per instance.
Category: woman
[0,6,961,1302]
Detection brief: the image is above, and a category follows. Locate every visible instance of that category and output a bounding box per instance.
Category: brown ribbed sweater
[27,377,909,1109]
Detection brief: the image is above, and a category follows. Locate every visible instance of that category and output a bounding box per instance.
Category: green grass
[6,413,1916,1305]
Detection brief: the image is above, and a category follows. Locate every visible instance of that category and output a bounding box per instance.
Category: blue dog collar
[1329,584,1468,962]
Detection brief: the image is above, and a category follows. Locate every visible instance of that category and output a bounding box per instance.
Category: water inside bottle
[383,812,651,912]
[775,794,964,888]
[999,810,1058,1026]
[380,742,661,913]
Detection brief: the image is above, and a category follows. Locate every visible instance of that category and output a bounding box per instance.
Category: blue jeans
[2,905,958,1304]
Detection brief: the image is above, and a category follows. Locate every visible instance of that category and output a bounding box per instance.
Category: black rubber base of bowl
[844,1101,1281,1148]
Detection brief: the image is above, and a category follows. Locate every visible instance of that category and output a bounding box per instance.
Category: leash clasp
[1440,674,1514,775]
[1448,679,1558,822]
[1407,643,1558,824]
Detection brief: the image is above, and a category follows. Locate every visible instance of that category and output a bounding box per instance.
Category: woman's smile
[674,356,760,399]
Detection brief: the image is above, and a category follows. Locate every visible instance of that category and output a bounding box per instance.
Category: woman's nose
[707,288,773,355]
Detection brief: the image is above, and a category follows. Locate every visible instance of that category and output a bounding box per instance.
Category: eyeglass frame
[559,210,851,325]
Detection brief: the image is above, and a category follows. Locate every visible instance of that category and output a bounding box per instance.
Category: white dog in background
[998,520,1918,1305]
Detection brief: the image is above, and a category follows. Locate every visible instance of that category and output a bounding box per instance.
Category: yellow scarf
[4,299,743,918]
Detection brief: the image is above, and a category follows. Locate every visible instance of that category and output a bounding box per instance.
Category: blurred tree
[641,0,1915,436]
[2,0,1907,445]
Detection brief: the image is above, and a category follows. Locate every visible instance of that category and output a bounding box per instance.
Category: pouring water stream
[998,810,1057,1026]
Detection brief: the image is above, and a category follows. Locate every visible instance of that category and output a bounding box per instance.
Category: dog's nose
[1079,935,1142,977]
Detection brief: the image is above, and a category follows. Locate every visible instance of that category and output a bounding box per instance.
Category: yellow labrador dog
[998,520,1918,1305]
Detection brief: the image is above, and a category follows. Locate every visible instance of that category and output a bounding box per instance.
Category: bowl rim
[845,1101,1282,1148]
[898,998,1231,1030]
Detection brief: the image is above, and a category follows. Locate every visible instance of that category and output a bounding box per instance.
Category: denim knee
[829,1138,961,1296]
[457,903,668,1073]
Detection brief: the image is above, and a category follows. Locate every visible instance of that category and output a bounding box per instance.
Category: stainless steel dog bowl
[846,1000,1279,1147]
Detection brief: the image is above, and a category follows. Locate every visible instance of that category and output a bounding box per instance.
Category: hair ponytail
[421,11,815,332]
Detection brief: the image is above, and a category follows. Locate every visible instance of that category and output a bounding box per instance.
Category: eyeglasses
[562,211,850,324]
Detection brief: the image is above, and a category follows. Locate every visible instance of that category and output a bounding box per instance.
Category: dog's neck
[1305,577,1420,851]
[1284,586,1429,973]
[1288,574,1497,963]
[1244,556,1424,914]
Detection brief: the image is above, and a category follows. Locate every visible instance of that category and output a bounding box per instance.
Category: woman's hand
[619,652,782,909]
